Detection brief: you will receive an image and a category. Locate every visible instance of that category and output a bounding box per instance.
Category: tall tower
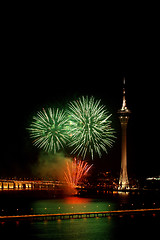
[117,78,131,190]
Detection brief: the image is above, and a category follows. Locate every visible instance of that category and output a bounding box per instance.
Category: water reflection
[0,191,160,216]
[64,196,91,204]
[0,191,160,240]
[30,197,115,215]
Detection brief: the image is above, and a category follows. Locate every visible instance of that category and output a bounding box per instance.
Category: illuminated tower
[117,78,131,190]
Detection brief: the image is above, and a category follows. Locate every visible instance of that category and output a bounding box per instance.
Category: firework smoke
[32,152,70,180]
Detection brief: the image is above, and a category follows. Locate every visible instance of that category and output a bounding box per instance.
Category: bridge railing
[0,208,160,222]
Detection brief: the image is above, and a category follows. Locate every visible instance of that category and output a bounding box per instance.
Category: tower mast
[117,78,131,190]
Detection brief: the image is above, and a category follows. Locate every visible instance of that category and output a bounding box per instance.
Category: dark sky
[1,7,160,178]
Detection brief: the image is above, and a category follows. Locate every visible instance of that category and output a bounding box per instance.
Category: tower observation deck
[117,78,131,190]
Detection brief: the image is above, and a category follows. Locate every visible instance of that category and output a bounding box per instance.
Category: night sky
[1,7,160,178]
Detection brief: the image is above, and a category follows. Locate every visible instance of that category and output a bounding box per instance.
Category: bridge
[0,208,160,222]
[0,179,60,190]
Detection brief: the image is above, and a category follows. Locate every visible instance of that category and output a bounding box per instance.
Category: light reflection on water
[33,218,115,240]
[1,214,160,240]
[0,192,160,239]
[31,196,115,215]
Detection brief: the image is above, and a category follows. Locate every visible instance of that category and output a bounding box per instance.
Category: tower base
[118,182,130,190]
[118,169,130,190]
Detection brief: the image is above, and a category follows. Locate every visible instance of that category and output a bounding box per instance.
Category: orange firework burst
[64,158,93,188]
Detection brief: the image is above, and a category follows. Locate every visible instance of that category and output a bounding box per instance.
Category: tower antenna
[123,77,125,85]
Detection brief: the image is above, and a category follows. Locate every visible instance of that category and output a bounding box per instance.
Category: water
[0,190,160,240]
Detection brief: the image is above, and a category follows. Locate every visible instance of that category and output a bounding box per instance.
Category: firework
[67,96,116,159]
[64,158,93,188]
[28,108,69,153]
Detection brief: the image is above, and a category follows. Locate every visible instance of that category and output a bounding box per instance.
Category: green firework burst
[67,96,116,159]
[28,108,69,153]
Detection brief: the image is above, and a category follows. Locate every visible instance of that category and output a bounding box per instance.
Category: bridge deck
[0,208,160,222]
